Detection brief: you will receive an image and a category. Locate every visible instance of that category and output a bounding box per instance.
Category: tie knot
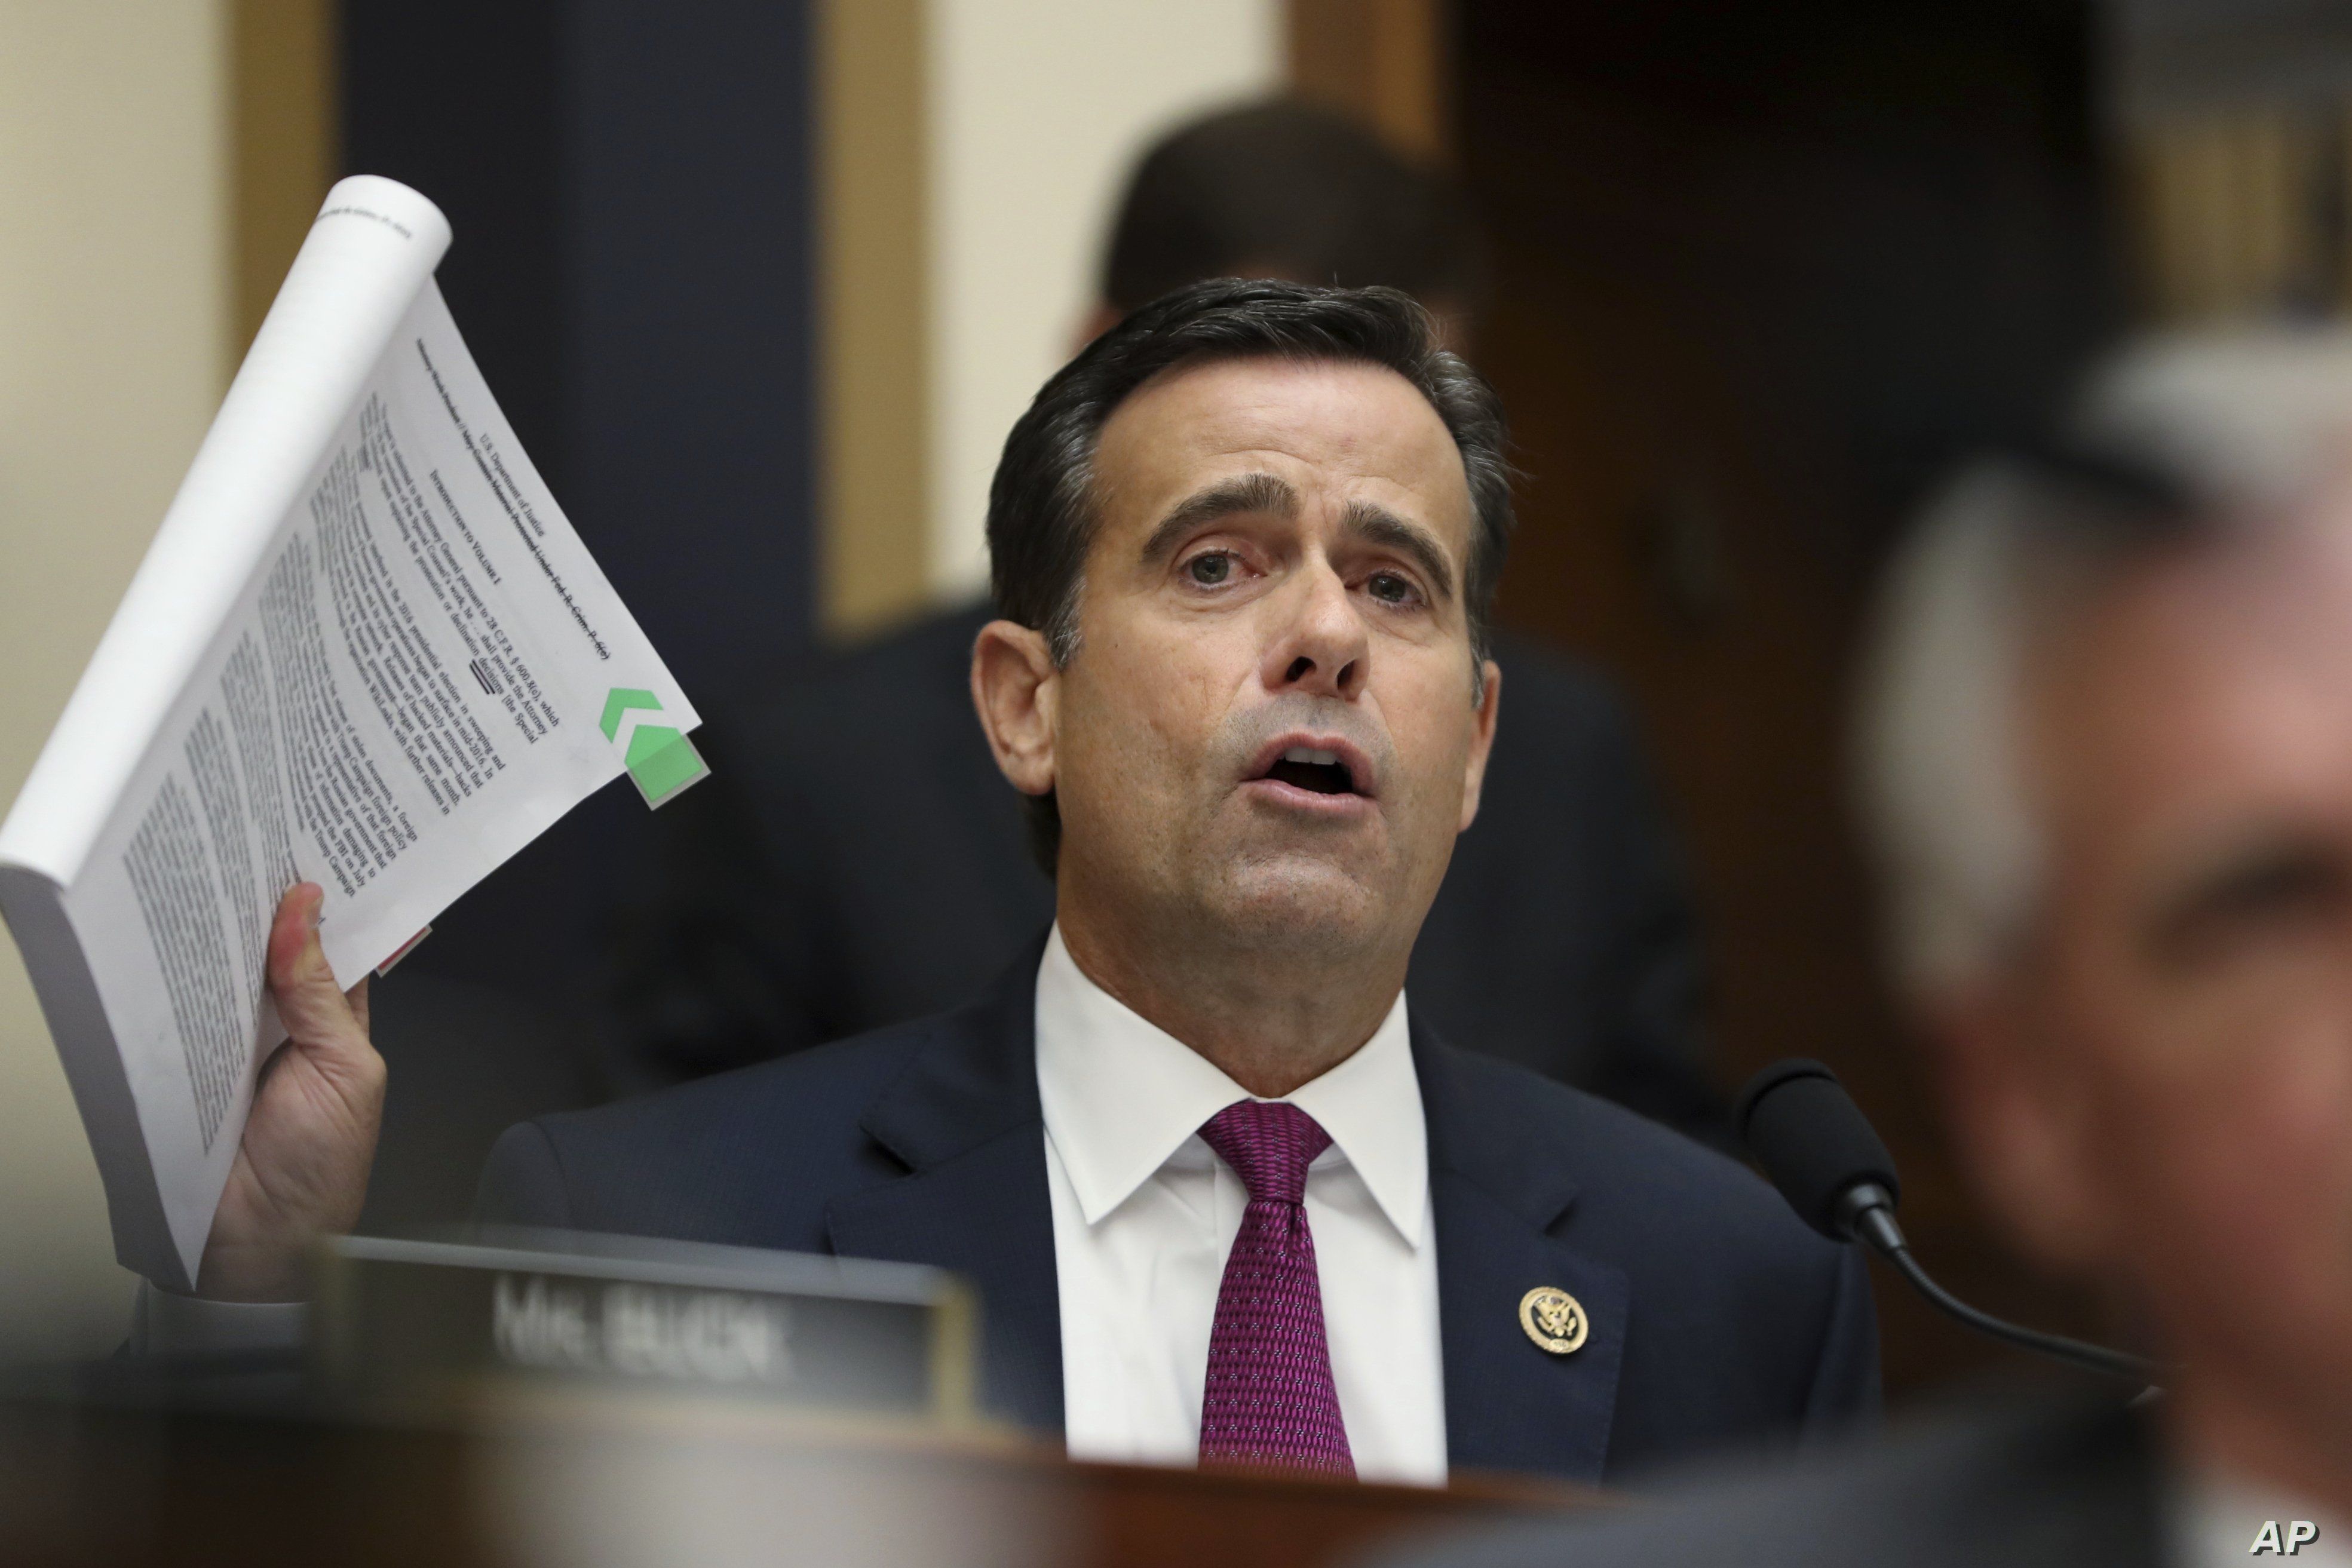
[1198,1100,1332,1205]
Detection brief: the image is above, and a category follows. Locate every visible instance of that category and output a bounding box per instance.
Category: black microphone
[1735,1059,2154,1385]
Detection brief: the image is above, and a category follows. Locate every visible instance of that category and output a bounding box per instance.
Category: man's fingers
[206,887,385,1302]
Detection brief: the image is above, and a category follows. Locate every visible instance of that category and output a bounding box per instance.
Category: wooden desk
[0,1383,1593,1568]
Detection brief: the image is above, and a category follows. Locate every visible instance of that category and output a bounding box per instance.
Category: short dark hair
[1102,99,1486,318]
[987,277,1515,869]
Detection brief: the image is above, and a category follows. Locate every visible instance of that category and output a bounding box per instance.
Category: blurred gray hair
[1858,327,2352,1000]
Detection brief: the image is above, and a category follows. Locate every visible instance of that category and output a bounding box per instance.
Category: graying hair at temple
[1856,327,2352,997]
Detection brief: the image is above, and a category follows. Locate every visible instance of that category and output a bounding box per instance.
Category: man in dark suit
[183,280,1872,1489]
[614,99,1722,1140]
[1389,332,2352,1553]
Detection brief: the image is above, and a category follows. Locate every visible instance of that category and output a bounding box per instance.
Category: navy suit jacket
[477,950,1878,1486]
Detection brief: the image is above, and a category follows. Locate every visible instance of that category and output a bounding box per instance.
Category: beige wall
[817,0,1464,630]
[819,0,1285,631]
[815,0,1285,631]
[0,1,229,1363]
[922,0,1283,600]
[816,0,936,640]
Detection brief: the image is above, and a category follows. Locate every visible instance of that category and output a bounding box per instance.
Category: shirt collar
[1032,923,1429,1248]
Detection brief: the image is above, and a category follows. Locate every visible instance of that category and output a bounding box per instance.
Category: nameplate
[311,1229,975,1420]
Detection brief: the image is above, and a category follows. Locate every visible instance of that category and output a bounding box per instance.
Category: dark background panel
[566,0,819,716]
[339,2,815,1033]
[1455,0,2124,1394]
[341,1,569,496]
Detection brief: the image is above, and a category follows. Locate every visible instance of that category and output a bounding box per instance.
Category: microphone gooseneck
[1735,1060,2158,1386]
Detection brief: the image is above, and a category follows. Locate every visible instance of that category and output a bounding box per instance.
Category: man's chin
[1212,856,1391,948]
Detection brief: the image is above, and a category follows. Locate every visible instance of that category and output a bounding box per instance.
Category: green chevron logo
[600,688,660,739]
[600,686,709,806]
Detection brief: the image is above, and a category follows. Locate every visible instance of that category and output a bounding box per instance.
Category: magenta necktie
[1195,1100,1354,1477]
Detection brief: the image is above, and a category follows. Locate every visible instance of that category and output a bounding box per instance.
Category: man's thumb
[266,883,366,1053]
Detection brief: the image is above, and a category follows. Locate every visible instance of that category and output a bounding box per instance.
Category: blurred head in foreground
[1862,330,2352,1501]
[1083,97,1485,346]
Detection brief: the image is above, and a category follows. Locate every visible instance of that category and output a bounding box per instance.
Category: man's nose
[1261,562,1369,699]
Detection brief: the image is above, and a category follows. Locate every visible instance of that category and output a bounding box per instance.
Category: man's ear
[971,619,1060,798]
[1929,978,2118,1278]
[1458,659,1503,833]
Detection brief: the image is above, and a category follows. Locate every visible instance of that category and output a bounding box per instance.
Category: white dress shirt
[1034,924,1447,1484]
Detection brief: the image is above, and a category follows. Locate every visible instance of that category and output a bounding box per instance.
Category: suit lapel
[814,964,1633,1472]
[1417,1021,1628,1483]
[824,941,1065,1434]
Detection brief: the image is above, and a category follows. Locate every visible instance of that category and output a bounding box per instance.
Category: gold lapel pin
[1519,1286,1589,1355]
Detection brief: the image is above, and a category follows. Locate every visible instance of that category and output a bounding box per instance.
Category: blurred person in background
[1391,328,2352,1566]
[617,98,1724,1140]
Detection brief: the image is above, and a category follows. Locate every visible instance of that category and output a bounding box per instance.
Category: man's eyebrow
[1138,472,1298,564]
[1343,500,1458,603]
[2139,830,2352,963]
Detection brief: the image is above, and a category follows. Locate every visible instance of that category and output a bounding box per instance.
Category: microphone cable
[1737,1059,2159,1388]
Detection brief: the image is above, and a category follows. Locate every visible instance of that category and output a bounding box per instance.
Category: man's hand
[194,882,385,1302]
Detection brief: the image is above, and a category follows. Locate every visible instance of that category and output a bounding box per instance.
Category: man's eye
[1186,553,1234,586]
[1367,572,1416,605]
[2148,847,2352,970]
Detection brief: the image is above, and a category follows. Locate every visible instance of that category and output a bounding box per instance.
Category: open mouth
[1263,746,1358,796]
